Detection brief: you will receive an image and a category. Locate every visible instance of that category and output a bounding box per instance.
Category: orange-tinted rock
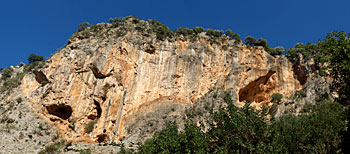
[17,36,302,143]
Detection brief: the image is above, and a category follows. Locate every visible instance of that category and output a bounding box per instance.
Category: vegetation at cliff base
[120,92,346,154]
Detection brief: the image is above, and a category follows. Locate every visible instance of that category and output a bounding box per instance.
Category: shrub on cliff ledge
[85,121,96,133]
[271,93,283,103]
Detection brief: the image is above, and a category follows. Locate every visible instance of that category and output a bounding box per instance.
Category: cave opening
[88,100,102,120]
[238,70,276,103]
[96,134,109,143]
[94,100,102,118]
[46,104,73,120]
[292,63,307,86]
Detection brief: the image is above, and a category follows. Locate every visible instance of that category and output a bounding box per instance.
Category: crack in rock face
[46,104,73,120]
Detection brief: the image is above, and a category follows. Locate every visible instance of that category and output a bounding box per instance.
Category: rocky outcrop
[1,21,304,144]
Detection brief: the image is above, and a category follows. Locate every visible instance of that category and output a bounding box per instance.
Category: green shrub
[271,93,283,103]
[85,121,96,133]
[1,67,13,80]
[38,140,66,154]
[28,54,44,64]
[118,143,134,154]
[136,121,209,154]
[206,29,223,38]
[225,29,241,42]
[78,22,89,32]
[128,93,346,153]
[286,43,318,62]
[192,26,204,34]
[174,26,194,37]
[268,46,285,56]
[149,19,173,40]
[79,149,92,154]
[244,36,257,46]
[271,101,346,153]
[254,38,269,51]
[294,89,307,98]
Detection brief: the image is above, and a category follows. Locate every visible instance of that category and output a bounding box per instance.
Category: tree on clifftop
[28,54,44,64]
[244,36,257,46]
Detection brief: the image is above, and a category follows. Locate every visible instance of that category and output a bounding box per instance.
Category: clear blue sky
[1,0,350,68]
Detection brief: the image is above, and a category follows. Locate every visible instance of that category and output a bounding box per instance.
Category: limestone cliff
[1,18,306,144]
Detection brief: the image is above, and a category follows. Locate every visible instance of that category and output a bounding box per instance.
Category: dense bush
[38,140,66,154]
[206,29,223,38]
[136,121,209,154]
[124,92,346,153]
[255,38,269,51]
[293,89,307,98]
[174,27,194,37]
[271,93,283,103]
[149,19,174,40]
[1,67,13,80]
[271,101,346,153]
[286,43,318,62]
[192,26,204,34]
[85,121,96,133]
[28,53,44,64]
[244,36,257,46]
[268,46,285,56]
[317,31,350,105]
[225,29,241,42]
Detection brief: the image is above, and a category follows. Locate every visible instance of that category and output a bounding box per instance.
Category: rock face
[3,21,305,144]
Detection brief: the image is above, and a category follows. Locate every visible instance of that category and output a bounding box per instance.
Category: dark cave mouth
[46,104,73,120]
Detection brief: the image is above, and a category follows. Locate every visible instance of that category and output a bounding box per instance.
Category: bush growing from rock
[271,93,283,103]
[28,54,44,64]
[85,121,96,133]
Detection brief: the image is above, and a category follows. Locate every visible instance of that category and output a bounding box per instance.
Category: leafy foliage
[38,140,66,154]
[1,57,45,93]
[271,101,346,153]
[268,46,285,56]
[225,29,241,42]
[206,29,223,38]
[286,43,318,62]
[78,22,89,32]
[79,149,92,154]
[318,31,350,105]
[85,121,96,133]
[293,89,307,98]
[149,19,174,40]
[255,38,269,51]
[244,36,257,46]
[125,92,346,153]
[27,53,44,64]
[136,121,209,154]
[1,67,13,80]
[271,93,283,103]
